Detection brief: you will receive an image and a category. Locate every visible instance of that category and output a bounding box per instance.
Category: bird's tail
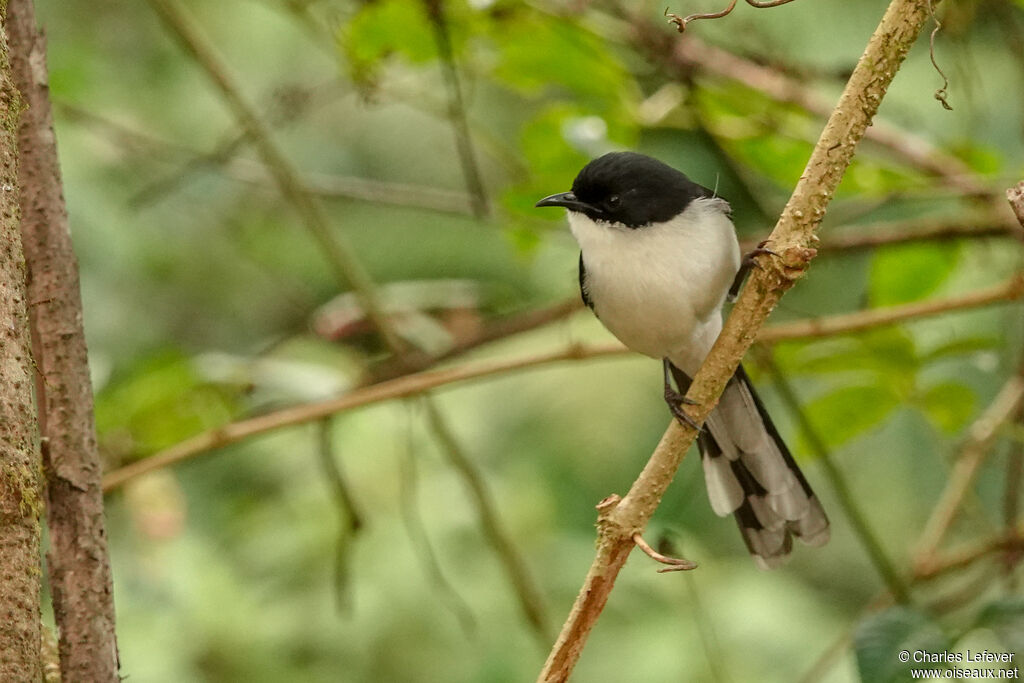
[670,363,830,569]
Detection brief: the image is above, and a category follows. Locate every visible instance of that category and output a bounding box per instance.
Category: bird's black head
[535,152,713,228]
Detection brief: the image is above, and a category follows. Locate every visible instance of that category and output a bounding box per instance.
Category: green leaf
[491,13,632,108]
[914,381,977,434]
[854,607,949,683]
[778,329,917,393]
[802,384,899,449]
[339,0,441,82]
[921,336,1000,362]
[95,351,238,456]
[869,242,960,307]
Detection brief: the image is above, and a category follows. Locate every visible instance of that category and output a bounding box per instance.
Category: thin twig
[913,369,1024,571]
[665,0,797,32]
[147,0,407,353]
[397,404,477,636]
[624,17,989,196]
[926,0,953,110]
[102,276,1024,492]
[914,530,1024,582]
[753,346,911,602]
[100,343,622,492]
[758,273,1024,344]
[226,158,476,216]
[631,532,697,572]
[1004,408,1024,542]
[368,297,584,382]
[742,216,1024,254]
[422,0,490,218]
[129,80,345,208]
[665,1,736,33]
[316,419,363,613]
[421,399,552,643]
[59,99,480,217]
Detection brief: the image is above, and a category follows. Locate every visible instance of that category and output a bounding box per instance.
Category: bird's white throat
[568,197,741,375]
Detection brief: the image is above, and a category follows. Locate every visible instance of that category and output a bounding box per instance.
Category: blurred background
[37,0,1024,680]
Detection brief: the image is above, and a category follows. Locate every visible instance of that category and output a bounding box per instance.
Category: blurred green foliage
[36,0,1024,680]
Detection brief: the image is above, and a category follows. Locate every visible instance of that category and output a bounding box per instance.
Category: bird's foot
[728,240,779,301]
[664,388,702,431]
[633,533,698,572]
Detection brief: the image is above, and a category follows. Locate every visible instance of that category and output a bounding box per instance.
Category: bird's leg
[728,240,778,301]
[663,358,701,431]
[633,533,698,572]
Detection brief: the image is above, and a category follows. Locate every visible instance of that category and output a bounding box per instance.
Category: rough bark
[0,2,43,680]
[7,1,120,680]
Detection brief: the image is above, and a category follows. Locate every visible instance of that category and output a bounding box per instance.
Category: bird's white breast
[569,198,740,375]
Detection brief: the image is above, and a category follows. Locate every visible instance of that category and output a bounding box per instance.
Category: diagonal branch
[752,346,910,602]
[913,367,1024,573]
[627,18,989,197]
[147,0,407,354]
[422,0,490,218]
[421,399,552,643]
[397,406,477,635]
[539,2,941,680]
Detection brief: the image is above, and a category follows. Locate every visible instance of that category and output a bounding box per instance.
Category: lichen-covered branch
[8,0,121,679]
[538,2,941,680]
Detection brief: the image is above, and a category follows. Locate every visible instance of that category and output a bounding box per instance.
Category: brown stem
[421,399,552,642]
[627,19,988,197]
[913,369,1024,571]
[758,273,1024,343]
[147,0,407,354]
[8,1,121,679]
[100,343,620,492]
[741,216,1024,254]
[397,406,477,635]
[631,533,697,572]
[101,273,1024,493]
[538,2,941,679]
[665,1,737,33]
[316,419,362,612]
[423,0,490,218]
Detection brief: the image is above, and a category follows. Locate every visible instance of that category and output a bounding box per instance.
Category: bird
[536,151,829,569]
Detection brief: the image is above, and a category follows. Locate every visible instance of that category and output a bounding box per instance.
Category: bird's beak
[535,192,596,213]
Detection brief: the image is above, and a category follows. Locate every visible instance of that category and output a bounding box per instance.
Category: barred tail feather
[671,363,829,568]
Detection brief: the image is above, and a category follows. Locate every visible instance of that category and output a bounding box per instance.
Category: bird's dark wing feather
[578,252,594,310]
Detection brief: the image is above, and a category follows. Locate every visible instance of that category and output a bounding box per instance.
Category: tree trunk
[7,0,121,680]
[0,2,43,680]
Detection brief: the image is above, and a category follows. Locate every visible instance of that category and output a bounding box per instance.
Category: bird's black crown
[569,152,714,228]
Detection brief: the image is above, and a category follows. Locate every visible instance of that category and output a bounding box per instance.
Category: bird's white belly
[570,199,740,375]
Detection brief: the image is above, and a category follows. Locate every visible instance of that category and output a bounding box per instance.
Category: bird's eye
[607,195,620,207]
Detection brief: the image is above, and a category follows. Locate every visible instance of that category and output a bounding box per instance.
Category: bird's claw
[664,390,702,431]
[729,240,779,301]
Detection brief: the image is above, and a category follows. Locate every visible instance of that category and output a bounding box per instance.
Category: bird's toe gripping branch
[729,240,818,300]
[662,358,702,431]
